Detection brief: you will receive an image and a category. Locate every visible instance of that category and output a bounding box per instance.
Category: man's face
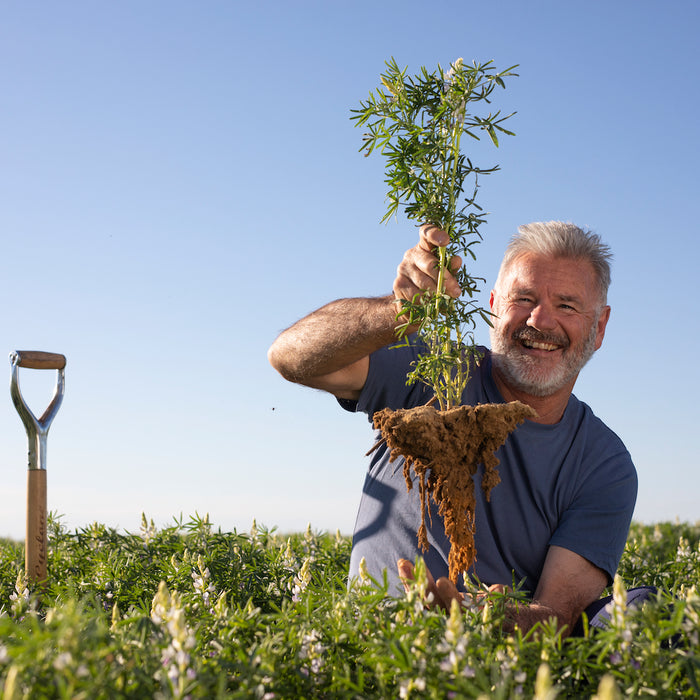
[489,253,610,398]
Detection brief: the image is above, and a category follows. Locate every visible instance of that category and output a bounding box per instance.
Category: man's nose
[526,302,557,331]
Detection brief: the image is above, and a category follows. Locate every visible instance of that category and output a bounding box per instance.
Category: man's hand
[393,224,463,301]
[398,558,464,609]
[397,558,507,612]
[398,546,608,638]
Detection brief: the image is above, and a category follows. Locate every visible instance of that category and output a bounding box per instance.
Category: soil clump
[372,401,536,583]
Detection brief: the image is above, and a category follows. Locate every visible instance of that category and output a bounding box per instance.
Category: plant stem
[353,58,517,412]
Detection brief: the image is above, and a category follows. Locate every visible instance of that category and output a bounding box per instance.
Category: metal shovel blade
[9,350,66,585]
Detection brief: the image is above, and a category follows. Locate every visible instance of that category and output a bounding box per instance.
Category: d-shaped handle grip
[11,351,67,370]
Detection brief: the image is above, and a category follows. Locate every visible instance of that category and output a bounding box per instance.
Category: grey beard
[489,322,598,398]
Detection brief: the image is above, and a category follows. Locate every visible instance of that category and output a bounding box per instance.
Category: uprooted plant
[352,57,535,583]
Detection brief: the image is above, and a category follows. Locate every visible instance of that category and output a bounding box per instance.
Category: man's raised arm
[267,224,463,401]
[267,295,400,400]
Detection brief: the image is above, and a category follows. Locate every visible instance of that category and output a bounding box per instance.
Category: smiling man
[488,223,612,423]
[268,221,640,637]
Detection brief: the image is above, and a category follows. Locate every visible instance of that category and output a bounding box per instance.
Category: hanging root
[372,401,536,583]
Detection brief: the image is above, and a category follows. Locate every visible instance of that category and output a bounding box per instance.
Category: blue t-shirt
[341,342,637,595]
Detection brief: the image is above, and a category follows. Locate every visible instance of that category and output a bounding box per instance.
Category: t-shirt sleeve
[549,448,637,584]
[337,339,432,417]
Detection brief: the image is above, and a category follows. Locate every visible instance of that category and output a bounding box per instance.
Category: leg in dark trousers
[571,586,658,636]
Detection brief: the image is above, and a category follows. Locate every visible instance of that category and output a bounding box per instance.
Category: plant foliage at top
[352,57,517,409]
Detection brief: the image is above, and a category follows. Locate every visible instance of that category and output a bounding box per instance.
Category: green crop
[0,515,698,698]
[352,57,517,409]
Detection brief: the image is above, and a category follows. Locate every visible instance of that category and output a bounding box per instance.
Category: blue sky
[1,1,698,539]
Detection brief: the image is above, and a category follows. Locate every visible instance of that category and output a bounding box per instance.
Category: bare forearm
[268,295,400,385]
[503,601,575,638]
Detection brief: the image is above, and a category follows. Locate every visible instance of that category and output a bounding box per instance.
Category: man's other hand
[397,558,508,612]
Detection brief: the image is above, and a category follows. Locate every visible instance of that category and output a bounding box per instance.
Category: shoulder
[353,338,433,415]
[575,399,633,462]
[549,400,637,581]
[564,397,637,499]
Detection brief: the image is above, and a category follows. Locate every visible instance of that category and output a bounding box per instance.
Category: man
[268,221,638,636]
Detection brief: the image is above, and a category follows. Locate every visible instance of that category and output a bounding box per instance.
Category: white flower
[445,598,464,645]
[443,57,464,86]
[299,629,327,676]
[358,556,371,584]
[192,557,216,607]
[440,650,459,672]
[150,580,197,692]
[592,674,621,700]
[399,677,426,698]
[608,575,630,634]
[140,513,157,544]
[9,571,29,615]
[534,663,557,700]
[676,536,691,561]
[292,558,312,602]
[281,539,296,568]
[53,652,72,671]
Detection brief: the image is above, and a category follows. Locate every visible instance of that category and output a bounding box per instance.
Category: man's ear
[594,305,611,351]
[489,290,496,310]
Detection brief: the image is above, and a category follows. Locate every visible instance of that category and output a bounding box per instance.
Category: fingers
[398,558,437,593]
[397,558,415,590]
[435,576,464,611]
[397,559,464,611]
[448,254,463,276]
[393,225,463,302]
[419,223,449,249]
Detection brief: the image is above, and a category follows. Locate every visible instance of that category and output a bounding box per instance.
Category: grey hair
[495,221,612,305]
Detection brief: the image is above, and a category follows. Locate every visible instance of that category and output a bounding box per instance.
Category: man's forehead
[499,253,597,296]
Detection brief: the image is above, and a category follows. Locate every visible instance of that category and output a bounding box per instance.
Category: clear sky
[1,1,698,539]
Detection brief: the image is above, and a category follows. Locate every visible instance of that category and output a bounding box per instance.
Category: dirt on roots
[372,401,536,583]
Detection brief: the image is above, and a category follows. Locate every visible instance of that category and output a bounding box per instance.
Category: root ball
[373,401,536,583]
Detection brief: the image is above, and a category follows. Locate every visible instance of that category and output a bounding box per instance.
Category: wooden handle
[14,351,66,370]
[26,469,48,584]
